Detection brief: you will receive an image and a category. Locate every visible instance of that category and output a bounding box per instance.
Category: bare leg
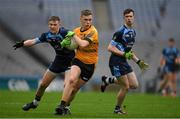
[170,73,176,97]
[127,72,139,89]
[55,65,86,115]
[36,69,56,97]
[67,78,86,104]
[61,65,81,104]
[159,74,168,92]
[112,75,129,114]
[116,75,129,107]
[22,69,56,111]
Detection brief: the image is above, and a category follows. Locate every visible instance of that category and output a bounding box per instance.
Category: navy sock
[35,95,41,101]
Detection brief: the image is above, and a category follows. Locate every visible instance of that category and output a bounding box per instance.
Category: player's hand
[137,60,149,70]
[65,31,75,38]
[123,51,133,60]
[60,37,71,48]
[13,40,24,50]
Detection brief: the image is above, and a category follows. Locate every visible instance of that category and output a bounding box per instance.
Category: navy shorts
[72,58,95,82]
[109,61,133,77]
[49,55,72,73]
[163,65,176,74]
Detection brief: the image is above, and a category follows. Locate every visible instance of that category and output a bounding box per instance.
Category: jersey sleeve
[111,31,126,52]
[112,31,123,41]
[60,27,69,38]
[84,31,95,43]
[110,31,122,46]
[38,33,47,42]
[84,28,98,44]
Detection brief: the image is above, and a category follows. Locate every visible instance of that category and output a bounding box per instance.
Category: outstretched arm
[13,38,38,50]
[23,39,37,47]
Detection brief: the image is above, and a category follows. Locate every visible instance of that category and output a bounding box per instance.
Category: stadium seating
[0,30,45,76]
[0,0,94,67]
[43,0,94,29]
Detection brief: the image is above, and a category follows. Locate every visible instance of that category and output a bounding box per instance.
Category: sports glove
[136,60,149,70]
[123,51,133,60]
[65,31,75,38]
[60,31,75,48]
[13,40,24,50]
[60,37,71,48]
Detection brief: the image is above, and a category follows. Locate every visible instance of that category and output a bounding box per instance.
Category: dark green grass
[0,90,180,118]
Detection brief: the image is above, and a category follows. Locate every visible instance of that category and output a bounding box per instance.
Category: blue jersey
[109,25,136,65]
[162,47,179,65]
[36,27,75,58]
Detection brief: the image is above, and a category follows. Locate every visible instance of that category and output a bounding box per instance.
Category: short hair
[123,8,135,16]
[81,9,92,16]
[48,16,60,22]
[168,38,175,42]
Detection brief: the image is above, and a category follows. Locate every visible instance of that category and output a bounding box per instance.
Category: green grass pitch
[0,90,180,118]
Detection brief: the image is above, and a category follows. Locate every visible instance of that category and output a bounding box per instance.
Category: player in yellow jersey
[55,9,98,115]
[73,25,98,64]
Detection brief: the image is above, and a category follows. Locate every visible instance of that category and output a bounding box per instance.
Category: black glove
[13,40,24,50]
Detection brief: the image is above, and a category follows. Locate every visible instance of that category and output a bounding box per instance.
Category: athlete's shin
[117,86,129,107]
[36,77,54,97]
[61,82,73,104]
[36,70,56,97]
[36,85,47,97]
[61,77,78,104]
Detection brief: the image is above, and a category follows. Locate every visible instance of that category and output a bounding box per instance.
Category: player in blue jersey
[100,8,149,114]
[13,16,75,111]
[158,38,180,97]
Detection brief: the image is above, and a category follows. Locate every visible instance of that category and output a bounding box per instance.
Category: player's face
[168,41,175,47]
[48,20,60,34]
[80,15,93,30]
[124,12,134,27]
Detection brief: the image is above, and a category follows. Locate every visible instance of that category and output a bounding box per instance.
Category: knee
[69,76,76,85]
[130,83,139,89]
[122,85,130,92]
[125,86,129,92]
[68,76,79,89]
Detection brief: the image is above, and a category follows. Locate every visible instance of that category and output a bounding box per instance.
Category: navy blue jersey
[162,47,179,65]
[36,27,75,59]
[109,25,136,65]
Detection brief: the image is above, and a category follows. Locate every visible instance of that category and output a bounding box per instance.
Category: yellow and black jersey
[73,25,98,64]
